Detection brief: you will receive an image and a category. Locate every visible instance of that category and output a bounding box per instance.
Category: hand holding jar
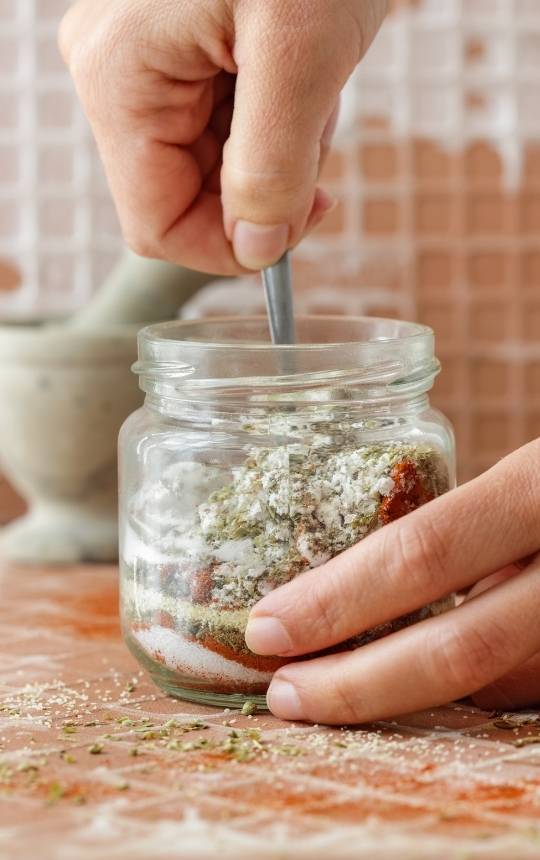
[246,439,540,723]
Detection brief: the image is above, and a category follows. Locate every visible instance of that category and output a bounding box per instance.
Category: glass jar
[119,316,455,708]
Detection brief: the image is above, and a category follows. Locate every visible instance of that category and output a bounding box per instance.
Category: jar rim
[134,315,438,404]
[137,315,432,352]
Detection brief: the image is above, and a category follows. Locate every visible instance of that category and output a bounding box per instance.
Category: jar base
[152,676,268,711]
[124,628,270,711]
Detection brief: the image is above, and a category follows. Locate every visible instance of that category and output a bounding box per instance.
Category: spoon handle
[261,252,296,345]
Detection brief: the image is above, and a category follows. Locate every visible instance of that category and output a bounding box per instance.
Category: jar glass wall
[119,316,455,708]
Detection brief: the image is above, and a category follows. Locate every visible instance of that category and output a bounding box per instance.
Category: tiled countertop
[1,563,540,859]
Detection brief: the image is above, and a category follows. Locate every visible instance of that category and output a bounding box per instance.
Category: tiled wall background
[0,0,539,502]
[0,0,119,316]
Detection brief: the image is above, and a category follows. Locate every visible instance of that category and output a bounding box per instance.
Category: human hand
[245,439,540,723]
[59,0,387,274]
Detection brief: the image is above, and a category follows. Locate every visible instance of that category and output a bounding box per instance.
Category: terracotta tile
[311,198,346,237]
[388,0,422,10]
[470,358,510,397]
[520,250,540,288]
[465,90,487,112]
[469,302,510,341]
[0,38,18,77]
[365,304,403,319]
[416,301,461,343]
[524,361,540,395]
[360,143,400,182]
[0,474,26,524]
[437,402,461,433]
[36,32,65,75]
[516,0,540,14]
[520,303,540,340]
[38,198,76,239]
[303,299,349,316]
[517,31,540,72]
[412,139,456,184]
[518,84,540,131]
[0,90,19,128]
[91,196,121,240]
[363,198,401,234]
[0,257,21,291]
[360,114,392,132]
[36,90,75,129]
[414,193,460,235]
[523,144,540,186]
[468,251,510,289]
[464,141,503,187]
[319,148,346,183]
[35,0,71,18]
[0,145,19,183]
[416,250,456,290]
[0,199,19,237]
[464,36,486,64]
[525,413,540,440]
[471,412,512,451]
[466,193,517,235]
[519,193,540,234]
[431,358,461,397]
[37,145,75,185]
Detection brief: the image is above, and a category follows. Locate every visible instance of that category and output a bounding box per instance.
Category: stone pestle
[66,249,217,328]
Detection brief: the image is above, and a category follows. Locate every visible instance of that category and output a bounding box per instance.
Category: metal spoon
[261,251,296,345]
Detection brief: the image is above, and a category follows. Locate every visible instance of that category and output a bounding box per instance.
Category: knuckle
[516,440,540,539]
[392,516,449,597]
[224,162,308,203]
[59,5,137,98]
[488,438,540,544]
[329,672,365,723]
[304,580,343,646]
[222,138,315,218]
[429,620,509,694]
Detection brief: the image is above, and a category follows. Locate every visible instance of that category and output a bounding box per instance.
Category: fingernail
[232,221,289,270]
[267,679,304,721]
[245,616,293,655]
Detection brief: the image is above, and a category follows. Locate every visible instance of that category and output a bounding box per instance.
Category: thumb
[222,4,359,270]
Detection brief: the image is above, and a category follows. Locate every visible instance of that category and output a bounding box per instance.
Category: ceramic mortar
[0,323,142,563]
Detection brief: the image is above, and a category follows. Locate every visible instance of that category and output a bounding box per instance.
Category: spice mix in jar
[119,316,455,708]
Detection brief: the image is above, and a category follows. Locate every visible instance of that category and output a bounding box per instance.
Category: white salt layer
[123,525,176,566]
[134,625,273,685]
